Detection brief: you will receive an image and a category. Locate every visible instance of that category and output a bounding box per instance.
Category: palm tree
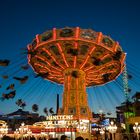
[20,102,26,109]
[15,99,26,109]
[32,104,39,112]
[49,107,54,115]
[43,107,48,116]
[16,99,22,106]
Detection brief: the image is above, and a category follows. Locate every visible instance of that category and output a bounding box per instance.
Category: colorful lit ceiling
[28,27,126,86]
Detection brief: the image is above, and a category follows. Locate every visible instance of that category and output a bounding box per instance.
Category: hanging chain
[123,63,129,100]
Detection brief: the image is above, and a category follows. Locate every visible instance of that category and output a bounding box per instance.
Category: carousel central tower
[62,68,91,119]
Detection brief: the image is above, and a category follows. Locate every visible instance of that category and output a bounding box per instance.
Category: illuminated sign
[46,115,73,120]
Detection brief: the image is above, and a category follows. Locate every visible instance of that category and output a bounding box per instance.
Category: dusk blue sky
[0,0,140,117]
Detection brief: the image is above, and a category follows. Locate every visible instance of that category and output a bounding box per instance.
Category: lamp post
[133,122,140,140]
[41,131,47,139]
[0,123,8,139]
[18,122,28,140]
[100,128,105,140]
[107,121,117,140]
[14,129,19,140]
[27,129,32,140]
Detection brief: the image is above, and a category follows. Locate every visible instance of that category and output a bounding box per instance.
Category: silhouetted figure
[13,76,28,84]
[2,75,9,79]
[60,135,68,140]
[75,136,84,140]
[2,135,12,140]
[0,59,10,66]
[35,72,49,78]
[21,65,29,70]
[123,135,129,140]
[6,84,15,90]
[1,90,16,100]
[30,136,36,140]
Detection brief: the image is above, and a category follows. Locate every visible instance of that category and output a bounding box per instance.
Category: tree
[32,104,39,112]
[49,107,54,115]
[15,99,26,109]
[43,107,48,116]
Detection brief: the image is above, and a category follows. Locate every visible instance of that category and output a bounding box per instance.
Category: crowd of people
[1,135,87,140]
[2,134,139,140]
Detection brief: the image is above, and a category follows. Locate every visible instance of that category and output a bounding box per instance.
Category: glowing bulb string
[123,63,129,100]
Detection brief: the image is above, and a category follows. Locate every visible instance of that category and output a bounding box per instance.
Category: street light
[133,122,140,140]
[26,128,32,140]
[14,129,19,140]
[0,123,8,139]
[41,131,47,138]
[18,122,28,140]
[107,121,117,140]
[27,129,32,136]
[100,128,105,140]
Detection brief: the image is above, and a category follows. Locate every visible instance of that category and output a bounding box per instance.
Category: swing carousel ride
[27,27,126,120]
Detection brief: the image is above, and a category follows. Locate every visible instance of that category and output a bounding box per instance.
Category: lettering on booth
[46,115,73,121]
